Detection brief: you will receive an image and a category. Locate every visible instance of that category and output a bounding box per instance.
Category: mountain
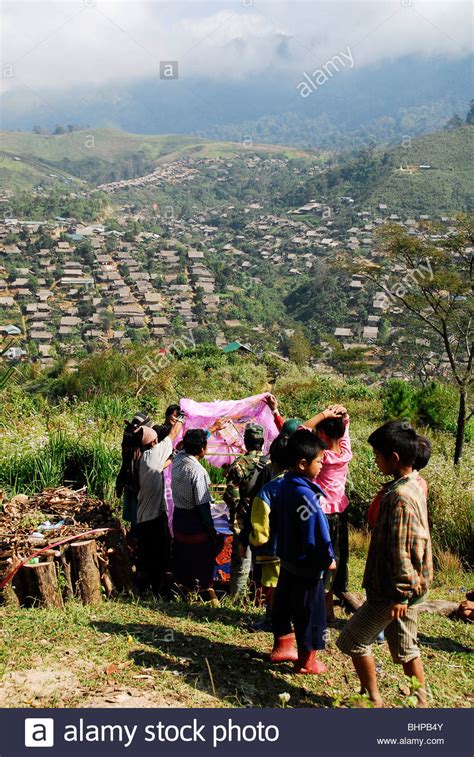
[0,129,316,191]
[1,56,472,151]
[1,123,472,217]
[286,125,474,217]
[367,126,474,214]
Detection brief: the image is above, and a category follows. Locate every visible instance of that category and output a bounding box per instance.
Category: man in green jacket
[224,423,268,598]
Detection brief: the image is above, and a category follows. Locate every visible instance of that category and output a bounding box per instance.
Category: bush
[381,378,418,422]
[418,382,458,433]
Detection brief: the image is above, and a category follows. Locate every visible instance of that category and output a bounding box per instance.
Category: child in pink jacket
[305,404,352,621]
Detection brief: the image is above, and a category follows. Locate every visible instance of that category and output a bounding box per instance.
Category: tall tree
[356,218,473,463]
[287,326,312,366]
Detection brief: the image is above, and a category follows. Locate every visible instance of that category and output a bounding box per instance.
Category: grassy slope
[370,126,474,214]
[0,550,472,710]
[0,129,316,190]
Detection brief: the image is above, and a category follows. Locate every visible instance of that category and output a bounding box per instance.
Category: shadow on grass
[118,591,264,630]
[91,618,337,709]
[418,634,473,654]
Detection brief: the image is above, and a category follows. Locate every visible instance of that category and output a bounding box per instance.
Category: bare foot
[416,691,429,708]
[370,697,384,708]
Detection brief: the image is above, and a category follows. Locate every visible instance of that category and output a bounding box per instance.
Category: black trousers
[131,513,171,594]
[324,509,349,595]
[272,568,327,651]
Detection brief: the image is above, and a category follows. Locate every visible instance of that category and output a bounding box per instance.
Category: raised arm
[303,404,348,431]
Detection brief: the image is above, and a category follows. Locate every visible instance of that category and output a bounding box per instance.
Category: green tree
[444,114,463,130]
[357,218,473,463]
[328,344,369,378]
[288,326,312,366]
[382,379,418,422]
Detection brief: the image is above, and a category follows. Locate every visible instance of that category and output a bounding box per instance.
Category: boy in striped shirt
[337,421,433,707]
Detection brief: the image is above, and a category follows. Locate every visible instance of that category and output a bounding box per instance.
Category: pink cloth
[316,417,352,515]
[164,393,280,529]
[179,393,280,466]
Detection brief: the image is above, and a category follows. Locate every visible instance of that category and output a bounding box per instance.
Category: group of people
[116,394,434,707]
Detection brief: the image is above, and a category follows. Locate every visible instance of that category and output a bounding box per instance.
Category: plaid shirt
[171,451,212,510]
[363,471,433,603]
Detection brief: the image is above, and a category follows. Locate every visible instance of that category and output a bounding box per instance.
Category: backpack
[115,413,152,498]
[239,454,270,503]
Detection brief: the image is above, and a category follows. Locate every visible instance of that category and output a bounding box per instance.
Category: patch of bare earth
[0,660,220,709]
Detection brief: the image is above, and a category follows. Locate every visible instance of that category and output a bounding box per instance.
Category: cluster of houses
[0,216,225,367]
[0,151,459,372]
[95,161,199,194]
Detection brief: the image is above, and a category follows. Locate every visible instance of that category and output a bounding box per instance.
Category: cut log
[70,539,102,604]
[59,548,74,601]
[338,591,364,613]
[97,551,115,599]
[338,591,461,621]
[105,529,134,594]
[0,560,22,607]
[417,599,459,618]
[22,561,63,608]
[1,558,30,607]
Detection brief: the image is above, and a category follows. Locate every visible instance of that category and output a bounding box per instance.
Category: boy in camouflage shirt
[224,423,268,597]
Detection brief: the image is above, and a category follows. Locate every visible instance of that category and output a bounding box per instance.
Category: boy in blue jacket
[270,429,336,674]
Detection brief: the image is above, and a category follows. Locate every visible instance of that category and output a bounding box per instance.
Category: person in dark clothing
[270,429,336,675]
[153,404,182,442]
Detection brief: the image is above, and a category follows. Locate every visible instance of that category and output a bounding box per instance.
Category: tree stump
[0,560,22,607]
[70,540,102,604]
[105,530,134,594]
[22,561,63,608]
[97,551,115,599]
[59,549,74,602]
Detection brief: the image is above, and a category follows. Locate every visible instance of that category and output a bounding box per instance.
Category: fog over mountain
[1,0,472,147]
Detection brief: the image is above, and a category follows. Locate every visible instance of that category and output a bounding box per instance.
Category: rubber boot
[294,649,327,674]
[270,633,298,663]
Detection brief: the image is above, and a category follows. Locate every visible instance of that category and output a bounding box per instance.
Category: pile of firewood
[0,487,134,608]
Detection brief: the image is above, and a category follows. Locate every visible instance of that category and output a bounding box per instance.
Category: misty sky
[2,0,472,95]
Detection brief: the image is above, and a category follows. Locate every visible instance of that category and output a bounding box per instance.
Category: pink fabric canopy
[179,393,280,466]
[163,393,280,528]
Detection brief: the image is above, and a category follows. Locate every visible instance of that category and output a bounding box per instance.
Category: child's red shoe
[270,633,298,663]
[294,650,327,674]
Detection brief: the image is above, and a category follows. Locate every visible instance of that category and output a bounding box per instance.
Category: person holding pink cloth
[303,404,352,621]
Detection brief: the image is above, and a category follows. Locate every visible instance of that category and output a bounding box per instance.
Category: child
[244,432,291,631]
[367,433,432,645]
[270,429,336,674]
[312,404,352,621]
[367,434,431,528]
[337,421,433,707]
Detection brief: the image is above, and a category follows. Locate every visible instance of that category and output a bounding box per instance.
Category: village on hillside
[0,152,460,374]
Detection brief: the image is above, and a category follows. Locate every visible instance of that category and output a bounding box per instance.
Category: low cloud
[1,0,472,95]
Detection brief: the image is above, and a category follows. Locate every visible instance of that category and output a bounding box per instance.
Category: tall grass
[0,431,120,502]
[0,365,472,564]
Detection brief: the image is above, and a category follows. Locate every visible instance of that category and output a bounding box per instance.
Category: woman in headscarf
[171,429,220,606]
